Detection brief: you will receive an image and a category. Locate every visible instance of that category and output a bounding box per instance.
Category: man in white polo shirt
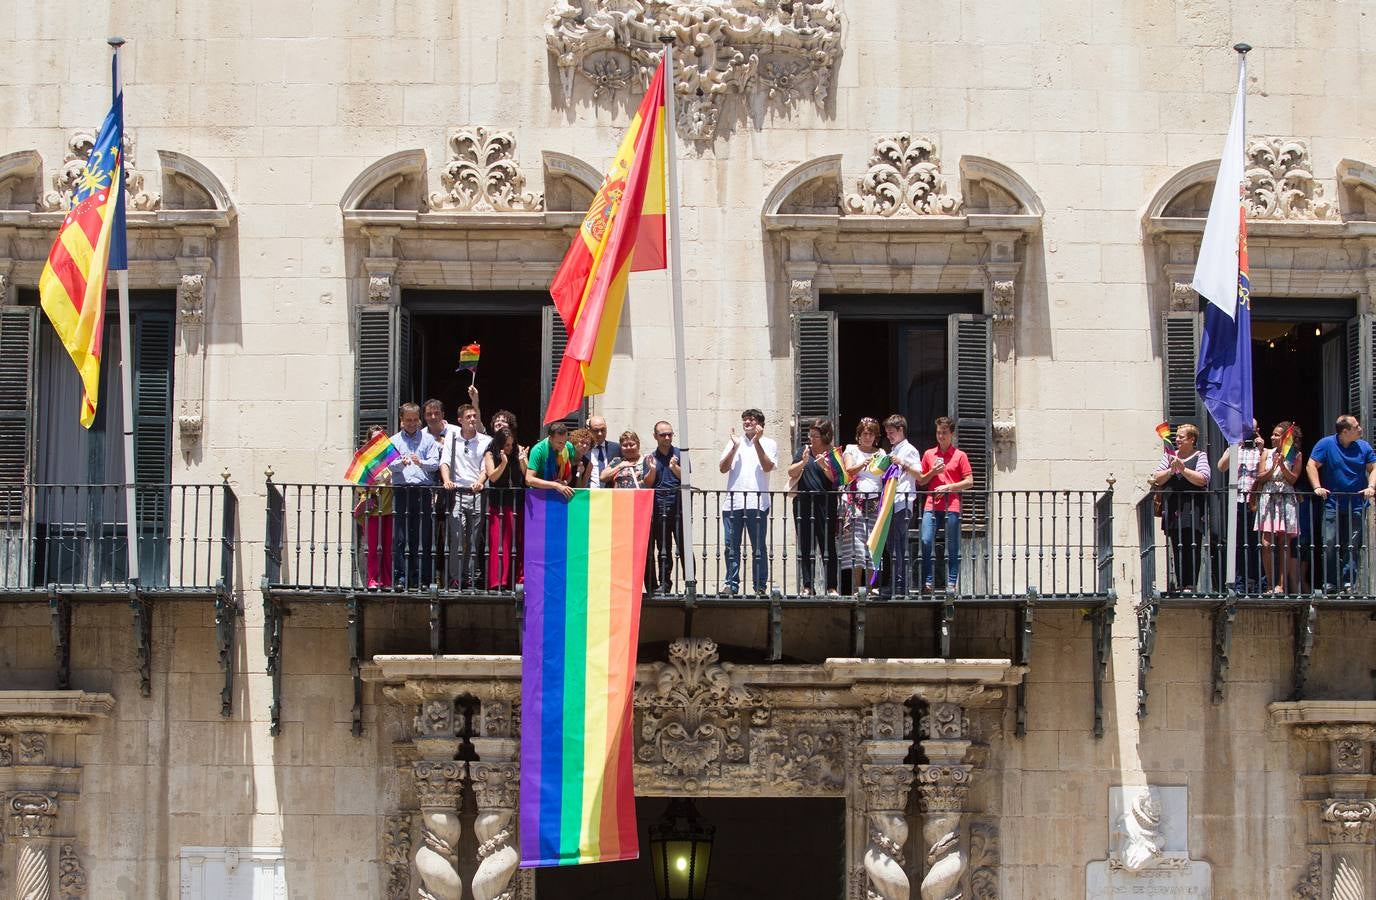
[440,403,492,590]
[718,408,778,596]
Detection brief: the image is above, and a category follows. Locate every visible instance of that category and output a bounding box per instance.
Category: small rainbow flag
[456,342,481,373]
[866,464,902,575]
[827,447,851,486]
[1279,425,1297,462]
[344,431,400,485]
[520,488,654,867]
[1155,422,1175,455]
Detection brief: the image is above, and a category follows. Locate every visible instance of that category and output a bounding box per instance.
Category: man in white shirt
[718,408,778,596]
[440,404,492,590]
[389,403,441,588]
[586,415,617,489]
[882,414,924,597]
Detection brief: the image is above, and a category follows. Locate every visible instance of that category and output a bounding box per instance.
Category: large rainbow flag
[544,57,668,423]
[520,488,654,867]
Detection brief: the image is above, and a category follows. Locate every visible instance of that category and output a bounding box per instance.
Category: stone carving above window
[429,127,542,212]
[41,130,159,212]
[1245,138,1332,221]
[843,134,962,217]
[544,0,841,141]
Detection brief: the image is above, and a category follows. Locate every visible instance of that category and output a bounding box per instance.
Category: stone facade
[0,1,1374,897]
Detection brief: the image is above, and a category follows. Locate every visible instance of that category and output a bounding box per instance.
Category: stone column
[412,698,463,900]
[471,689,520,900]
[8,790,58,899]
[913,691,979,900]
[852,685,914,900]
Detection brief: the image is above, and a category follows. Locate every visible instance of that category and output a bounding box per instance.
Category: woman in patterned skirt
[1255,421,1303,594]
[836,417,885,592]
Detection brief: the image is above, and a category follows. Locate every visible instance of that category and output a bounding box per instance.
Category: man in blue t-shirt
[646,421,683,595]
[1306,415,1376,592]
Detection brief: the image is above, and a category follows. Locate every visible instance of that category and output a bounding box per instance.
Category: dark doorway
[536,796,847,899]
[408,309,542,446]
[1249,318,1341,457]
[835,319,947,445]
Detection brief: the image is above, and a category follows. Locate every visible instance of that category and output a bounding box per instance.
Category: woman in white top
[836,417,885,591]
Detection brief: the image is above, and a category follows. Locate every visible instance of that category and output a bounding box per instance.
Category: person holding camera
[483,409,526,591]
[1217,417,1263,592]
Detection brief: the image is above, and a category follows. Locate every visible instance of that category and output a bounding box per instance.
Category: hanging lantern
[649,799,714,900]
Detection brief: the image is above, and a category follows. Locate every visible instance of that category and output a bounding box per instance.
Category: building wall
[2,1,1375,897]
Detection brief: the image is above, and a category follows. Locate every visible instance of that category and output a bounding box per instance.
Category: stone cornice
[0,691,115,732]
[1268,700,1376,728]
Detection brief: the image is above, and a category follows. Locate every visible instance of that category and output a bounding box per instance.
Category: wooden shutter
[794,310,836,444]
[0,306,35,509]
[1163,311,1201,431]
[133,311,174,500]
[540,305,583,429]
[395,305,413,408]
[948,314,991,526]
[356,308,393,443]
[1345,314,1373,426]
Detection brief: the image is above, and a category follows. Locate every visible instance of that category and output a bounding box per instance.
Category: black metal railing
[264,482,1114,600]
[1136,487,1375,598]
[0,482,237,593]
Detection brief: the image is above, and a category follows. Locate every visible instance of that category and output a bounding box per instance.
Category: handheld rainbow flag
[39,76,127,428]
[456,342,481,373]
[826,447,852,486]
[521,488,654,867]
[1279,425,1297,462]
[866,464,902,577]
[545,58,668,423]
[867,453,892,476]
[1155,422,1175,455]
[344,431,401,485]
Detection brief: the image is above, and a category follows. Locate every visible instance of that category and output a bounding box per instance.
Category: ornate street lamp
[648,798,714,900]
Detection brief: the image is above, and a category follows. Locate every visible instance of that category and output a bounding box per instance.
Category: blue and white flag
[1192,60,1252,446]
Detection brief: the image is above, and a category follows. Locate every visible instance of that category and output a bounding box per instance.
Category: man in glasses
[646,420,684,594]
[586,415,617,489]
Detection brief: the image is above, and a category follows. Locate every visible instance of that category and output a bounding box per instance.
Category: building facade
[1,0,1375,897]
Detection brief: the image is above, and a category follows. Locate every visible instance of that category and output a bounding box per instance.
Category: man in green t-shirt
[525,423,575,499]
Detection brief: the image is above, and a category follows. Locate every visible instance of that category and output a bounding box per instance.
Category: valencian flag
[1192,57,1253,446]
[545,58,667,423]
[39,69,127,428]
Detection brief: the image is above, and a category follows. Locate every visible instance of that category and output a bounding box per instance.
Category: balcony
[0,481,239,710]
[263,480,1116,735]
[1135,488,1376,718]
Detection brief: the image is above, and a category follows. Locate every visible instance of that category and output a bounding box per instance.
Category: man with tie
[586,415,618,489]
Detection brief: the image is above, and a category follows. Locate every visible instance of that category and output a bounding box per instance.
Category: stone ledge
[1268,700,1376,727]
[0,691,116,732]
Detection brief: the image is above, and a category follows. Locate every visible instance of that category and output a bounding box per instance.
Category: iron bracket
[1090,603,1115,739]
[428,585,443,656]
[938,596,956,659]
[514,584,525,653]
[347,592,364,737]
[214,577,236,718]
[1291,601,1317,701]
[130,588,151,697]
[48,585,70,691]
[768,601,782,662]
[1136,595,1160,720]
[262,578,285,737]
[1210,597,1237,705]
[1014,588,1036,738]
[850,598,866,657]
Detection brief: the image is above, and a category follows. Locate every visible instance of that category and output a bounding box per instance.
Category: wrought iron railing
[264,482,1114,600]
[0,482,237,593]
[1136,487,1375,598]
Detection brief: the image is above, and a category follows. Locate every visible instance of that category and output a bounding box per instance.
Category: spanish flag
[38,82,127,428]
[545,58,667,423]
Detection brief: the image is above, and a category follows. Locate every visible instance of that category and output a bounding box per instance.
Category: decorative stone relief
[429,128,542,212]
[8,791,57,838]
[1322,800,1376,844]
[991,421,1015,451]
[177,273,205,324]
[368,272,393,305]
[0,271,10,306]
[0,732,11,765]
[789,278,817,313]
[1086,786,1212,897]
[1292,850,1322,899]
[9,791,59,900]
[415,698,458,741]
[412,759,463,900]
[42,130,159,211]
[1116,787,1166,872]
[1245,138,1332,221]
[470,760,520,900]
[382,814,413,900]
[967,822,999,900]
[991,280,1014,332]
[1170,281,1197,312]
[544,0,841,141]
[844,135,962,217]
[861,762,913,900]
[58,843,87,899]
[917,764,972,900]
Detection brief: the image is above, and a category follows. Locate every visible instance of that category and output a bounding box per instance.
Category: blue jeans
[723,508,768,593]
[1321,504,1365,590]
[884,508,912,595]
[921,510,961,588]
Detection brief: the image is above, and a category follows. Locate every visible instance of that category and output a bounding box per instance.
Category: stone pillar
[8,790,58,899]
[471,691,520,900]
[412,698,463,900]
[913,691,979,900]
[851,684,913,900]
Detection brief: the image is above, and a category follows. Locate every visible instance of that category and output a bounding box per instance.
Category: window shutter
[395,305,413,408]
[1163,311,1201,430]
[540,305,583,429]
[133,311,174,585]
[948,314,991,526]
[1345,314,1372,426]
[794,310,836,444]
[356,308,392,443]
[0,306,35,507]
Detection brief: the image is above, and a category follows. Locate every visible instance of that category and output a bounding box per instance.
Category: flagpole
[659,36,696,600]
[110,36,140,585]
[1223,42,1250,595]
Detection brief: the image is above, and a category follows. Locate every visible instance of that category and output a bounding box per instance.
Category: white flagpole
[1223,43,1250,595]
[110,36,140,585]
[659,37,696,598]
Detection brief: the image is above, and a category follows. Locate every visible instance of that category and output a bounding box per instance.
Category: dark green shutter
[0,306,36,510]
[540,305,582,429]
[948,314,991,526]
[1345,314,1372,426]
[794,310,836,444]
[133,312,174,494]
[395,306,413,408]
[1163,311,1201,431]
[356,308,392,442]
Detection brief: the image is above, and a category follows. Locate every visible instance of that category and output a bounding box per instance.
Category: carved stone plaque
[1085,786,1212,898]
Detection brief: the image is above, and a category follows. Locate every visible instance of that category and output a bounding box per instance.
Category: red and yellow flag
[39,91,126,428]
[545,58,667,423]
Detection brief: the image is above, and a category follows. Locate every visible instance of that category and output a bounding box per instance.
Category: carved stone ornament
[1245,138,1332,221]
[414,698,458,740]
[919,703,970,742]
[383,814,413,900]
[844,134,962,217]
[470,760,519,812]
[481,699,516,740]
[0,732,11,765]
[42,130,159,212]
[1322,799,1376,844]
[17,732,47,764]
[8,791,58,838]
[413,760,465,809]
[178,415,203,438]
[177,273,205,324]
[58,843,87,899]
[0,271,10,306]
[967,822,999,900]
[1293,851,1322,899]
[368,272,393,305]
[1170,281,1197,312]
[634,637,770,785]
[991,280,1014,329]
[470,761,519,900]
[789,278,817,312]
[916,763,972,814]
[992,421,1015,451]
[544,0,841,141]
[1115,787,1166,873]
[429,127,542,212]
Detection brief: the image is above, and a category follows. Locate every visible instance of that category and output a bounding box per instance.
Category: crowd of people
[352,394,974,598]
[1151,414,1376,595]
